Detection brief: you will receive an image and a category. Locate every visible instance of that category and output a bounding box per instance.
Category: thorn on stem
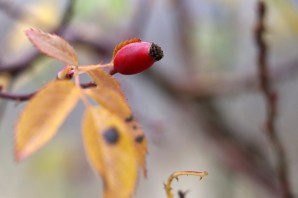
[178,190,188,198]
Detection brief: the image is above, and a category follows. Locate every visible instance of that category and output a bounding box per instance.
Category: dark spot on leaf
[135,135,144,143]
[103,128,119,144]
[125,115,134,122]
[132,125,138,130]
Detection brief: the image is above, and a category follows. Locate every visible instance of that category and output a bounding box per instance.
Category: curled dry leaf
[15,80,80,161]
[82,107,138,198]
[26,28,78,65]
[165,171,208,198]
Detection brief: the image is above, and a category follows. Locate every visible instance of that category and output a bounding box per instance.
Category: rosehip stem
[74,68,91,108]
[78,63,113,74]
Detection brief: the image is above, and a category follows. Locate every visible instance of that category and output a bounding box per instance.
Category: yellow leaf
[15,80,80,161]
[85,87,148,175]
[85,87,131,119]
[87,69,123,95]
[82,107,138,198]
[25,28,78,65]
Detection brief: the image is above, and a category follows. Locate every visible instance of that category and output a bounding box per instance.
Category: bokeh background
[0,0,298,197]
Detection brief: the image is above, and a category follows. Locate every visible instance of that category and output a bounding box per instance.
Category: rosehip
[110,41,163,75]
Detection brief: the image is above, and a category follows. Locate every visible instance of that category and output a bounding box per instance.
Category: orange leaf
[15,80,80,161]
[82,107,138,198]
[87,69,123,95]
[26,28,78,65]
[85,87,148,176]
[85,87,131,119]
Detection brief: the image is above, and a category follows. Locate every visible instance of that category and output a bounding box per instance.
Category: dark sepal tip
[149,43,164,61]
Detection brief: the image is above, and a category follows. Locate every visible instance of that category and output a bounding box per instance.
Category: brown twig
[254,1,293,197]
[0,91,35,102]
[0,82,96,102]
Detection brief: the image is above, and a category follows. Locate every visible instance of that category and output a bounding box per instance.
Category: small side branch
[254,1,293,197]
[0,82,96,102]
[0,91,35,102]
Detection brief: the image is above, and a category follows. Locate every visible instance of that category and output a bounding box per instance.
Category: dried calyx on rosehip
[109,38,163,75]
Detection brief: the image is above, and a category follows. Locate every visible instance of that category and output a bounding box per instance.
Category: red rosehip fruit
[110,41,163,75]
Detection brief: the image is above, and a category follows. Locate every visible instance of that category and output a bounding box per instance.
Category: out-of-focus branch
[254,1,293,198]
[0,0,77,75]
[0,51,39,74]
[170,0,196,74]
[0,81,96,102]
[0,91,35,102]
[55,0,76,34]
[0,1,39,24]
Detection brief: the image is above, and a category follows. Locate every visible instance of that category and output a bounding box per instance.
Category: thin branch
[254,1,293,198]
[0,81,96,102]
[0,91,35,102]
[80,82,96,89]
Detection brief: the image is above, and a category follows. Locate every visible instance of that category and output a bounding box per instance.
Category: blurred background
[0,0,298,197]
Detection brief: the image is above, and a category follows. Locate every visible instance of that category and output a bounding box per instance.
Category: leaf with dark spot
[82,107,138,198]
